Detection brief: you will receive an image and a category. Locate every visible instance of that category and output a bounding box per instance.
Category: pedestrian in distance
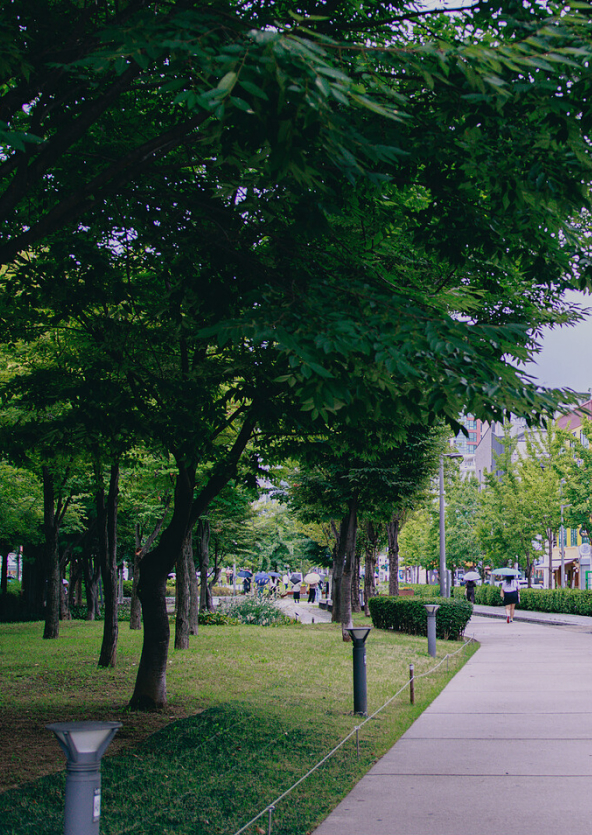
[292,580,302,602]
[465,579,476,604]
[500,575,520,622]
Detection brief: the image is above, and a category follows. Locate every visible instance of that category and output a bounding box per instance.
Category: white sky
[522,291,592,394]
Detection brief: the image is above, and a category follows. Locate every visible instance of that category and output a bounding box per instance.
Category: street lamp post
[47,720,121,835]
[346,626,372,715]
[439,453,463,598]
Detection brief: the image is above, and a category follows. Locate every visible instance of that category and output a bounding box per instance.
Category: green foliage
[402,584,441,598]
[473,584,505,607]
[122,580,133,598]
[368,596,472,640]
[197,610,238,626]
[0,618,475,834]
[227,597,294,626]
[69,603,132,622]
[518,588,592,616]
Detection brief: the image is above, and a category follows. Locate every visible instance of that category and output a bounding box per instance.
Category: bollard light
[47,720,121,835]
[346,626,372,715]
[424,604,440,658]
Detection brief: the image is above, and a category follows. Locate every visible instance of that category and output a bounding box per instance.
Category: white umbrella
[304,572,322,584]
[463,571,480,582]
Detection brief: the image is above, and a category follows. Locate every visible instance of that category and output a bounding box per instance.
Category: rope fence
[231,635,477,835]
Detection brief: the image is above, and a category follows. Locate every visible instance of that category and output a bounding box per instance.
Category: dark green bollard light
[47,720,122,835]
[424,604,440,658]
[346,626,372,715]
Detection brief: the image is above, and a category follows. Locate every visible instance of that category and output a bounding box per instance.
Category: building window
[571,528,579,547]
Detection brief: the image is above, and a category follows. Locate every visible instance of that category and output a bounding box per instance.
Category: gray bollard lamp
[346,626,372,715]
[47,720,122,835]
[424,604,440,658]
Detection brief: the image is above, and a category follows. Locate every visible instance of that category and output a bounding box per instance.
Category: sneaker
[507,615,510,623]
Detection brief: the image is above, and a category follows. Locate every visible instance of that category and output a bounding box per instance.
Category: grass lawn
[0,614,477,835]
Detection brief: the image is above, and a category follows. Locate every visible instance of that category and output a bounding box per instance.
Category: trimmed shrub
[404,583,441,598]
[198,610,238,626]
[474,584,504,607]
[368,595,472,640]
[122,580,133,597]
[70,603,132,621]
[227,597,294,626]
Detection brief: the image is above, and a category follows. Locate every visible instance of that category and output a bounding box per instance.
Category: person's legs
[505,603,512,623]
[509,603,516,621]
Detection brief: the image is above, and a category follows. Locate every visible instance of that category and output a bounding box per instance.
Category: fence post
[409,663,415,705]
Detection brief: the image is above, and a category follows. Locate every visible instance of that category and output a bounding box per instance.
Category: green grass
[0,616,477,835]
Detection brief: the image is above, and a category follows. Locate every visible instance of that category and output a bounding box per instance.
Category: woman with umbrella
[494,568,520,623]
[463,571,480,604]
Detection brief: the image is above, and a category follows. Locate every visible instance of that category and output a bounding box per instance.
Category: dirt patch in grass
[0,702,194,793]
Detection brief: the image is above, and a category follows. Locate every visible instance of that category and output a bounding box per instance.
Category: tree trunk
[1,547,8,597]
[83,538,101,621]
[339,493,359,639]
[197,518,211,613]
[351,547,362,613]
[364,521,379,617]
[129,464,195,710]
[175,526,191,650]
[130,498,171,630]
[129,550,171,710]
[387,513,401,597]
[130,542,143,629]
[547,528,554,589]
[187,531,199,635]
[42,467,61,640]
[98,462,120,668]
[330,520,342,624]
[129,418,254,710]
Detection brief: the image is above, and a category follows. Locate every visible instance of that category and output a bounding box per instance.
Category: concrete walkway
[312,611,592,835]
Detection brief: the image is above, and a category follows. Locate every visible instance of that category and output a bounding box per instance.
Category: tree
[477,423,570,586]
[3,0,592,706]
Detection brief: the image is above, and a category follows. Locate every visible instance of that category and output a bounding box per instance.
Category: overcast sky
[522,291,592,394]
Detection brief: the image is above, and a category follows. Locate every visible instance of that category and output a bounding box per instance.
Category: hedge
[368,595,473,640]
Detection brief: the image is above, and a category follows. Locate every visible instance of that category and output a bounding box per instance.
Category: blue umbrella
[237,569,252,578]
[254,572,270,585]
[268,571,282,578]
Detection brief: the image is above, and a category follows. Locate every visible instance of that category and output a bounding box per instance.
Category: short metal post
[409,663,415,705]
[425,605,439,658]
[346,627,372,716]
[268,805,275,835]
[47,721,121,835]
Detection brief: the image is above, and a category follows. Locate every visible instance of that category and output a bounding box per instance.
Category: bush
[70,602,132,621]
[474,584,504,607]
[211,586,232,596]
[122,580,133,597]
[198,610,238,626]
[227,597,294,626]
[404,583,442,598]
[368,595,473,640]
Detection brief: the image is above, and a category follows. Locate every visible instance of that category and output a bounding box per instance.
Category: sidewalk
[312,611,592,835]
[275,598,332,624]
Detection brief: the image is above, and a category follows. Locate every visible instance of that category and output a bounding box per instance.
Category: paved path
[275,598,332,624]
[312,611,592,835]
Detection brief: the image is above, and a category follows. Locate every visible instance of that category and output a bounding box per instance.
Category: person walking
[465,579,476,604]
[500,575,520,622]
[291,579,302,602]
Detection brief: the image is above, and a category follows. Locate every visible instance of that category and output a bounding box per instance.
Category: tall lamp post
[439,452,463,598]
